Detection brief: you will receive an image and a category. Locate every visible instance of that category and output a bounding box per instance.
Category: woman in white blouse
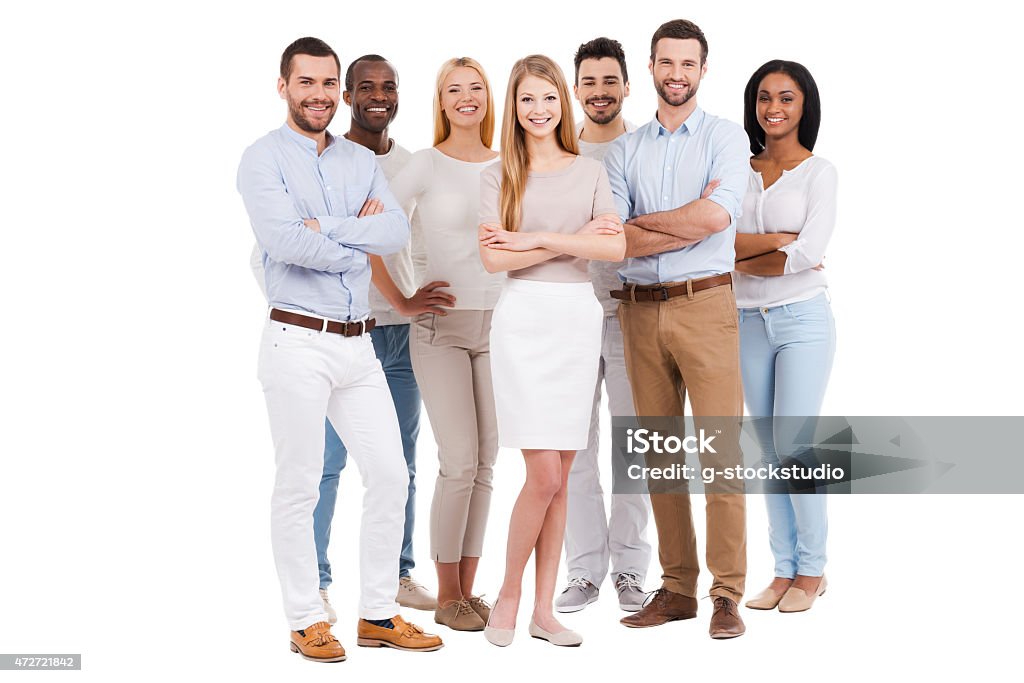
[733,60,837,613]
[372,57,504,632]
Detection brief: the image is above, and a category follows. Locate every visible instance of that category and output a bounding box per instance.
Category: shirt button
[666,166,672,171]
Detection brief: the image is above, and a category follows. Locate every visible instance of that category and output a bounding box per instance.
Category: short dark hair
[743,60,822,154]
[280,37,340,82]
[573,37,628,84]
[649,19,708,64]
[345,54,393,92]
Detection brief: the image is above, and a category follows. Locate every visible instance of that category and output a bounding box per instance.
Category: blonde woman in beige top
[478,55,625,648]
[372,57,503,633]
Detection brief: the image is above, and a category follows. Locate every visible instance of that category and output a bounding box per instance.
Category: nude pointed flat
[528,619,582,647]
[744,585,787,610]
[778,575,828,613]
[484,598,515,647]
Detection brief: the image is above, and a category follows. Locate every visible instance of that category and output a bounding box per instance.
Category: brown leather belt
[270,308,376,337]
[611,273,733,302]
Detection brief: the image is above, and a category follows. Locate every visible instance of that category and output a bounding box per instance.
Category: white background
[1,0,1021,680]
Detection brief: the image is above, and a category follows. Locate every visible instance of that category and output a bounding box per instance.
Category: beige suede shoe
[435,599,486,631]
[778,576,827,613]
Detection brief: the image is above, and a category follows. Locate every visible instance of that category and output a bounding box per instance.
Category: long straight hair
[432,57,495,148]
[499,55,579,232]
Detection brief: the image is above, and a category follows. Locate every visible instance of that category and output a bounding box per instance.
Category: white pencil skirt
[489,277,603,451]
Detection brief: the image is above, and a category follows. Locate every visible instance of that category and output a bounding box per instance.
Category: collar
[279,122,337,153]
[650,106,705,139]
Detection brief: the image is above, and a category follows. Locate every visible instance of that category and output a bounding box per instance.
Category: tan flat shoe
[778,575,827,613]
[744,585,786,610]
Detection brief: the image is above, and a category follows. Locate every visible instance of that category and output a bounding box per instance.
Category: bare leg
[488,450,563,629]
[435,561,463,606]
[792,574,824,596]
[532,450,575,633]
[459,556,481,598]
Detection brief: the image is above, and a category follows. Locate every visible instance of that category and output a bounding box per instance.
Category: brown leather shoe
[709,596,746,639]
[289,621,347,662]
[620,588,697,628]
[356,615,444,652]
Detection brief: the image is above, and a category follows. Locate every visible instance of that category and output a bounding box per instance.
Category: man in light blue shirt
[605,20,749,640]
[237,37,442,661]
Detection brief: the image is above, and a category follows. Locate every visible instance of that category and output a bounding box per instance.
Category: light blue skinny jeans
[738,293,835,578]
[313,323,421,589]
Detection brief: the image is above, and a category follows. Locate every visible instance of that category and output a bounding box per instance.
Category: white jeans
[257,316,408,629]
[564,315,652,587]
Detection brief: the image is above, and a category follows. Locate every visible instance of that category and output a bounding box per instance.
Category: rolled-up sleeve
[237,145,359,274]
[705,123,751,224]
[779,163,838,274]
[603,136,633,222]
[316,162,410,255]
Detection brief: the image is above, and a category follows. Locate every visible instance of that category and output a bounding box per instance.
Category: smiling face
[575,57,629,125]
[649,37,706,108]
[343,60,399,134]
[756,72,804,140]
[441,66,488,130]
[516,74,561,140]
[278,54,340,134]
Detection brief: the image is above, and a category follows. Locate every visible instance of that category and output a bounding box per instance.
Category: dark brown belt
[270,308,376,337]
[611,273,733,302]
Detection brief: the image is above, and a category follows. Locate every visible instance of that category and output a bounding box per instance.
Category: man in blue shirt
[237,37,442,661]
[604,20,749,639]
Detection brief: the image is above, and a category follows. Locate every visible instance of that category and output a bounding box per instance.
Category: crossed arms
[238,148,409,273]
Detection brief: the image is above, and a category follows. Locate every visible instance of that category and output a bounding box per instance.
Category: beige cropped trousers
[410,309,499,563]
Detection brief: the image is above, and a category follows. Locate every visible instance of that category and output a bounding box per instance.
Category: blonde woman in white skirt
[477,54,625,648]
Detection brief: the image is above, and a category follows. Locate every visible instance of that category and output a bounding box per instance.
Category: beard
[655,79,699,108]
[583,97,623,125]
[287,95,336,134]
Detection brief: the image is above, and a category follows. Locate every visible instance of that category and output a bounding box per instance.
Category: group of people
[237,17,837,663]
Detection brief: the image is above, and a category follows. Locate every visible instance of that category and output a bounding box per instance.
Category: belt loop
[359,319,366,336]
[629,283,637,304]
[320,317,328,333]
[686,279,694,300]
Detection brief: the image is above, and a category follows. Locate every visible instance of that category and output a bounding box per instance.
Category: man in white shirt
[555,37,652,615]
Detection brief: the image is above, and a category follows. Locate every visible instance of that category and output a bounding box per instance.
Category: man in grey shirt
[555,37,652,615]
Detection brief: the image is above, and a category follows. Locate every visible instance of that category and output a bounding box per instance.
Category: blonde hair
[499,55,579,232]
[432,57,495,148]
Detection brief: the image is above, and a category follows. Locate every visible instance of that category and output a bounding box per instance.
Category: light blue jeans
[738,293,835,578]
[313,324,421,589]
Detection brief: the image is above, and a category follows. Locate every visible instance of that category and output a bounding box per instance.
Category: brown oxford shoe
[620,588,697,628]
[709,596,746,639]
[289,621,347,662]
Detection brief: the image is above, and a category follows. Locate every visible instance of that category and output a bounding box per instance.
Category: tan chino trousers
[617,283,747,603]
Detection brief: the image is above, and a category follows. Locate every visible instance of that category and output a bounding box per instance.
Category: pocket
[263,321,322,349]
[782,297,829,325]
[413,312,437,345]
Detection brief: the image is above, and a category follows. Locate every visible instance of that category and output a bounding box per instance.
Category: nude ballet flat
[745,585,787,610]
[528,619,582,647]
[484,599,515,647]
[778,575,828,613]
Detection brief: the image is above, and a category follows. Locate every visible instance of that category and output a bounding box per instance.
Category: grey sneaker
[555,577,599,613]
[319,588,338,625]
[397,575,438,611]
[615,573,645,612]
